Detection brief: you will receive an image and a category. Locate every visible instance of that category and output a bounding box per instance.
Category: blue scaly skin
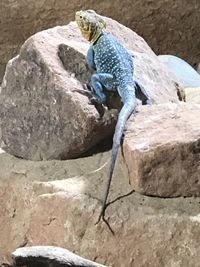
[76,10,151,223]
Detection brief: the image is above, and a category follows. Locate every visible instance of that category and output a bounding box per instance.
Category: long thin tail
[96,93,136,224]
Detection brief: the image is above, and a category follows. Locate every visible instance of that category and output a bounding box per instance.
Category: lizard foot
[83,84,106,106]
[76,85,106,117]
[95,205,115,235]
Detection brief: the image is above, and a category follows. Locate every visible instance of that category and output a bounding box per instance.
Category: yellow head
[75,10,106,44]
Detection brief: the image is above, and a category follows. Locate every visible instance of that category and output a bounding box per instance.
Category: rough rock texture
[185,87,200,104]
[0,0,200,73]
[0,23,116,160]
[0,65,6,84]
[0,150,200,267]
[123,103,200,197]
[0,18,180,160]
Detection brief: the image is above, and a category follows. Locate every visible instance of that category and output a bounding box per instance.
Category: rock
[0,22,117,160]
[158,55,200,104]
[197,63,200,74]
[122,103,200,197]
[185,87,200,104]
[158,55,200,88]
[0,151,200,267]
[1,0,200,72]
[0,64,6,85]
[176,85,186,102]
[12,246,107,267]
[0,18,180,160]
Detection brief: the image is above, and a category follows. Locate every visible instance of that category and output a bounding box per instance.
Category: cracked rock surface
[0,150,200,267]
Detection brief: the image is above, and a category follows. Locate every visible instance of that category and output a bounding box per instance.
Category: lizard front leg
[90,73,114,104]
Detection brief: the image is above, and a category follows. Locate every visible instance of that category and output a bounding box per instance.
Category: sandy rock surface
[0,150,200,267]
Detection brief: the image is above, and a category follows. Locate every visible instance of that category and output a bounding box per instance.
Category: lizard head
[75,10,106,44]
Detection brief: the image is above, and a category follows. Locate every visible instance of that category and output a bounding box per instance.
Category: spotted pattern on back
[93,32,134,89]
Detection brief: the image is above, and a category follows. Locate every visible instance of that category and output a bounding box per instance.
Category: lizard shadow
[58,43,92,85]
[100,189,135,235]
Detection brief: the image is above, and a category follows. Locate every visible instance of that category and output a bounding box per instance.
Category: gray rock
[12,246,107,267]
[0,18,180,160]
[158,55,200,88]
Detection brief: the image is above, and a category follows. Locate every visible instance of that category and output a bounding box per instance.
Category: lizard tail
[96,93,136,224]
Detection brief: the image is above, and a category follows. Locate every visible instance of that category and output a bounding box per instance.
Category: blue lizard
[76,10,151,223]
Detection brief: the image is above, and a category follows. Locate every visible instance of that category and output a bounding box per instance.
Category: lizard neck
[90,31,103,45]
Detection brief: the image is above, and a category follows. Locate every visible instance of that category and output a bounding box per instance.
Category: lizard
[75,10,151,223]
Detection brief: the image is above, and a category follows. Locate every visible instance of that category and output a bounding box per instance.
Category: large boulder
[0,151,200,267]
[0,18,181,160]
[122,103,200,197]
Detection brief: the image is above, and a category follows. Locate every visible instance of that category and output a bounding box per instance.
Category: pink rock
[122,103,200,197]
